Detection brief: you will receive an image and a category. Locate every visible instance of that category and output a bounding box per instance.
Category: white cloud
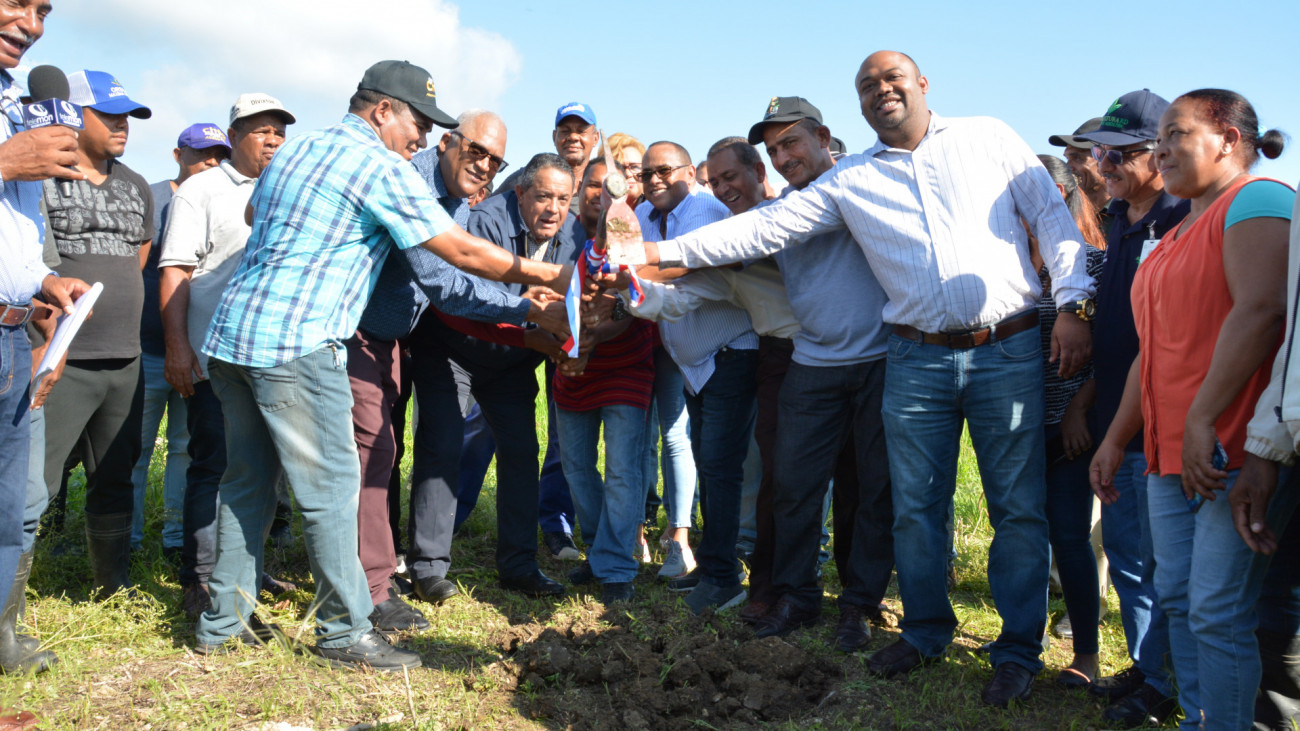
[46,0,521,180]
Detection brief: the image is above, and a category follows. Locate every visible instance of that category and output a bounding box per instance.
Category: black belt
[892,311,1039,349]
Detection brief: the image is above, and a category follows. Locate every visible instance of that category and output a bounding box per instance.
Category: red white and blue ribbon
[562,238,644,358]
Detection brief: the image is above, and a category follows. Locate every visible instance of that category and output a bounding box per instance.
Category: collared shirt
[1093,191,1189,452]
[0,71,51,304]
[355,148,530,341]
[656,113,1095,334]
[770,188,889,367]
[203,113,453,367]
[158,160,257,377]
[639,187,758,394]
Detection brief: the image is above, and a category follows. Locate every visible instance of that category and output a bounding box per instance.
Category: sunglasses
[450,130,509,172]
[638,164,689,183]
[1090,145,1154,166]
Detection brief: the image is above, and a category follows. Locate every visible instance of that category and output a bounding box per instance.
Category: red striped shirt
[554,318,655,412]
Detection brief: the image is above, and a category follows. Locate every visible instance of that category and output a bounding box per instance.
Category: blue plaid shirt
[355,148,530,341]
[204,114,453,367]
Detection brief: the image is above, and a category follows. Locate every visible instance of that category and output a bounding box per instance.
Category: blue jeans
[650,347,697,530]
[556,404,647,583]
[198,349,372,648]
[131,351,189,550]
[182,380,225,586]
[1147,469,1300,730]
[0,325,31,606]
[1100,450,1172,693]
[684,348,758,584]
[882,327,1049,672]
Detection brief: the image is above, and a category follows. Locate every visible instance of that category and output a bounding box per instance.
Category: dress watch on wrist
[1057,299,1095,322]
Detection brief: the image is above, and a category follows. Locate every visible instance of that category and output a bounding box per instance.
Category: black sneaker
[1089,665,1146,700]
[1100,683,1178,728]
[567,561,595,586]
[313,629,421,672]
[542,532,581,561]
[369,589,430,632]
[600,582,635,604]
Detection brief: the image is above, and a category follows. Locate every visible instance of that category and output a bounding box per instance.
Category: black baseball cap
[357,60,458,129]
[1078,89,1170,146]
[747,96,822,144]
[1048,117,1104,150]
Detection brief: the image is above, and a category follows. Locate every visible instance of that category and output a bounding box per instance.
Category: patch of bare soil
[477,604,840,730]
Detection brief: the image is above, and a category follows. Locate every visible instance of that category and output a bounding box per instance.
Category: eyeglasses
[1090,145,1154,166]
[638,164,689,183]
[620,161,643,175]
[450,130,509,172]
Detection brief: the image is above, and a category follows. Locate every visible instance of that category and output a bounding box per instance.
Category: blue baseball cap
[1078,89,1170,146]
[177,123,231,152]
[66,70,151,119]
[554,101,595,127]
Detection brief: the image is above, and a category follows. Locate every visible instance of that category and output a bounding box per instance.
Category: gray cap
[1048,117,1103,150]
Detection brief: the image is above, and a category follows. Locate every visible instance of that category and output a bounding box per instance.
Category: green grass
[0,370,1140,729]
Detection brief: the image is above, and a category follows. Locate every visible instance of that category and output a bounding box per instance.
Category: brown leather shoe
[833,604,872,652]
[866,637,939,678]
[738,600,771,625]
[753,598,820,639]
[0,710,39,730]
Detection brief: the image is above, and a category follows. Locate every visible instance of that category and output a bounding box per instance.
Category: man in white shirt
[158,93,294,620]
[633,50,1094,707]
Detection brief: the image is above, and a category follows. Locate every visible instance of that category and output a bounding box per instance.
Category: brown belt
[892,311,1039,349]
[0,303,34,328]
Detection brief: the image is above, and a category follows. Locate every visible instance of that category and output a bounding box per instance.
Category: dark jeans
[684,348,758,585]
[408,344,542,579]
[773,359,893,612]
[747,337,792,606]
[1044,421,1100,655]
[182,379,225,586]
[41,357,142,518]
[0,325,32,606]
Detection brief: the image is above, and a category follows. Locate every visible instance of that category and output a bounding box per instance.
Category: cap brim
[411,101,457,130]
[1048,134,1092,149]
[91,98,151,119]
[1077,130,1150,146]
[187,139,232,152]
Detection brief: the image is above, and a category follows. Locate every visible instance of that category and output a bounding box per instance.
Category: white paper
[32,281,102,394]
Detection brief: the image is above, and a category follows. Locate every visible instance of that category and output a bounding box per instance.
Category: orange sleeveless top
[1131,176,1284,475]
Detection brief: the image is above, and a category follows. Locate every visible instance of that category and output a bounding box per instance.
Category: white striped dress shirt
[657,114,1095,333]
[0,73,51,304]
[637,187,758,394]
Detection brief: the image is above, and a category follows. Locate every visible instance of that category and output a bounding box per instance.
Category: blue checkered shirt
[355,148,530,341]
[203,114,454,367]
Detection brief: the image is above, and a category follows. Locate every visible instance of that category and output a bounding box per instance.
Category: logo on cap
[767,97,780,116]
[1107,99,1122,115]
[560,103,585,116]
[203,126,224,141]
[426,78,436,99]
[108,79,126,98]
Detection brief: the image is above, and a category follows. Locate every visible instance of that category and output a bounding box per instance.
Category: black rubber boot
[85,512,133,598]
[1256,628,1300,730]
[0,552,57,674]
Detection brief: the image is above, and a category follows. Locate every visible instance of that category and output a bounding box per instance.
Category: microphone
[23,65,83,196]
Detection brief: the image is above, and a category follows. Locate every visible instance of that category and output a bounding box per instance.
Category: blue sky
[28,0,1300,189]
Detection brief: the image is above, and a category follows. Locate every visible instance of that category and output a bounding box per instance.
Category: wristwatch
[1058,299,1095,322]
[610,297,629,321]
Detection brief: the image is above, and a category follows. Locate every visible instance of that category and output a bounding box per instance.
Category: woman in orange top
[1090,89,1293,730]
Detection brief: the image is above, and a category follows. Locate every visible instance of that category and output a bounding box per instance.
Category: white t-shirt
[157,160,255,378]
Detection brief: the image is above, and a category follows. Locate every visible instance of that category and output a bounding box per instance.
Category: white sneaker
[658,541,696,579]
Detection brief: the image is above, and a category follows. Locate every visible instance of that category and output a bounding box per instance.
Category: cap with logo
[1077,90,1170,146]
[66,70,151,119]
[177,123,232,152]
[229,93,296,126]
[554,102,595,128]
[1048,117,1104,150]
[357,60,457,129]
[748,96,822,144]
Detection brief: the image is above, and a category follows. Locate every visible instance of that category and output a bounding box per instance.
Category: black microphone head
[27,65,68,101]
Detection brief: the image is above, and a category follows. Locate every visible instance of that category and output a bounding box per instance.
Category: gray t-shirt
[42,160,154,360]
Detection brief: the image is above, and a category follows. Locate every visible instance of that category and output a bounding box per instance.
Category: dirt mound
[478,607,839,729]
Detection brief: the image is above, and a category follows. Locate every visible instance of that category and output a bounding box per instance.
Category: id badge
[1137,238,1160,266]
